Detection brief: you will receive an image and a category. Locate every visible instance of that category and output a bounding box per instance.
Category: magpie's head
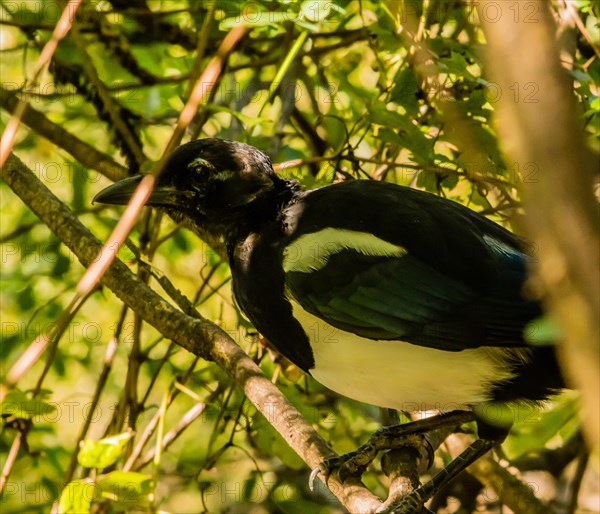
[94,138,296,240]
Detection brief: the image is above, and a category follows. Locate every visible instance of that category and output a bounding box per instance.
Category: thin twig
[62,306,128,485]
[0,0,83,166]
[77,25,248,299]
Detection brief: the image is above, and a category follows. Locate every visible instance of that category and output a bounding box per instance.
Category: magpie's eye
[177,158,220,192]
[189,157,215,174]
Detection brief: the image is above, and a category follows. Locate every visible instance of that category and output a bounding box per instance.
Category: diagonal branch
[0,0,83,166]
[1,152,383,513]
[70,23,147,170]
[0,87,128,182]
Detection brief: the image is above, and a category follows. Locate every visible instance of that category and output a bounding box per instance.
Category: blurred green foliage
[1,0,598,512]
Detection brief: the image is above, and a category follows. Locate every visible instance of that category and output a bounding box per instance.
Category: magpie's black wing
[281,180,540,351]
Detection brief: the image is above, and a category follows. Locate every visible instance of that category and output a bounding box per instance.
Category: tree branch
[1,152,383,513]
[445,434,553,514]
[0,87,128,182]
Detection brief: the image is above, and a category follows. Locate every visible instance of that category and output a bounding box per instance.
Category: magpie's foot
[320,445,377,483]
[309,445,376,490]
[310,430,432,489]
[309,411,474,490]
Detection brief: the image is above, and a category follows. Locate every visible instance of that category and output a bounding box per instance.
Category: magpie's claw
[309,447,375,490]
[311,431,432,489]
[324,451,372,481]
[308,466,321,491]
[310,412,474,491]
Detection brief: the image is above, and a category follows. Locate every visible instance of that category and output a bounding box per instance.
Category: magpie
[95,138,564,504]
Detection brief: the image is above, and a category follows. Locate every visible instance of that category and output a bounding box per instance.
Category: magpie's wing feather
[282,181,541,350]
[286,252,489,350]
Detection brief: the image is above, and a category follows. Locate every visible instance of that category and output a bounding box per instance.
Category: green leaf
[503,393,580,460]
[51,251,71,277]
[369,104,408,129]
[70,162,87,212]
[207,104,272,128]
[219,4,299,30]
[78,432,134,469]
[172,230,191,252]
[17,284,35,310]
[524,316,561,345]
[1,389,56,421]
[416,168,441,192]
[390,67,420,112]
[58,479,94,514]
[440,51,477,80]
[300,0,344,22]
[96,470,154,509]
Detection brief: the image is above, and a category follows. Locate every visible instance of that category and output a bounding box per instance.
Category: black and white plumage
[94,138,564,415]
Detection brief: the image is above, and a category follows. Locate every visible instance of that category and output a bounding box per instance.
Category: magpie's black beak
[93,176,143,205]
[93,175,180,206]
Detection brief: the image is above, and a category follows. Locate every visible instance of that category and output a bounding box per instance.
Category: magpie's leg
[381,438,495,514]
[312,410,474,485]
